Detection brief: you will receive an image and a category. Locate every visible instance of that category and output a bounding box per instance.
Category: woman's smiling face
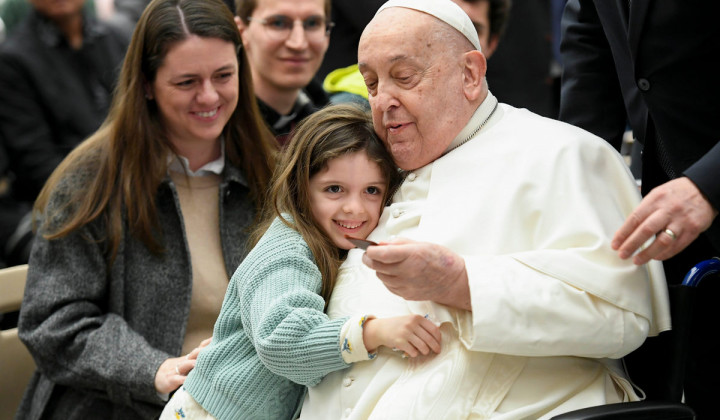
[150,35,239,157]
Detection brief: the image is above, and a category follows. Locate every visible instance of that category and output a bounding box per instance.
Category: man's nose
[372,82,399,112]
[285,21,309,49]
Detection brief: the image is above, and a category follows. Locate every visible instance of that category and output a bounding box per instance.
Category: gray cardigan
[15,162,255,420]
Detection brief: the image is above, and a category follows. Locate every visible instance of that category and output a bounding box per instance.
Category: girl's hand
[154,337,212,394]
[363,315,442,358]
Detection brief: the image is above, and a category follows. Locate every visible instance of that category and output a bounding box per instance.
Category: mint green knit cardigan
[184,216,351,420]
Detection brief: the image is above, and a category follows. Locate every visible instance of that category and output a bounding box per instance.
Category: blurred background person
[0,0,98,37]
[0,0,129,266]
[235,0,331,145]
[15,0,277,418]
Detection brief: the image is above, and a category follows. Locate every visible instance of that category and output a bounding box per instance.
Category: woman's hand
[363,315,442,358]
[154,337,212,394]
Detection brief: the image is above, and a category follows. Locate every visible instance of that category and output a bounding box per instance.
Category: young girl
[161,104,442,420]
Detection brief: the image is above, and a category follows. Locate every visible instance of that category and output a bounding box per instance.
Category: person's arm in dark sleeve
[559,0,627,151]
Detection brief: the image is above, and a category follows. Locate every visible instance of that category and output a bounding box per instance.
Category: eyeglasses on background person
[247,15,334,42]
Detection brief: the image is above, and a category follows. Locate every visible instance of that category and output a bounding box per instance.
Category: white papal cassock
[300,92,671,420]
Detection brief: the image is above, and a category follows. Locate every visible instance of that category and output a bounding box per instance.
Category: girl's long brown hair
[250,104,400,302]
[34,0,277,261]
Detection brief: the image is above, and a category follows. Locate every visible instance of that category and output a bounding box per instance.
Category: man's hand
[612,177,718,265]
[362,238,471,310]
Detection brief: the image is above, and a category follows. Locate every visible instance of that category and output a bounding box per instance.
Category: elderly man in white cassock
[299,0,671,418]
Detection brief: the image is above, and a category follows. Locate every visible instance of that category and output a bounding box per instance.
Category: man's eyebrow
[389,54,410,63]
[359,54,411,70]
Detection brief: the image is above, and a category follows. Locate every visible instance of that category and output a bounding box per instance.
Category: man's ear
[462,50,486,101]
[234,16,246,33]
[235,16,250,47]
[483,35,500,59]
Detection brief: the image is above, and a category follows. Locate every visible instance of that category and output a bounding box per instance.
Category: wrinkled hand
[154,337,212,394]
[363,314,442,357]
[362,238,470,310]
[612,177,718,265]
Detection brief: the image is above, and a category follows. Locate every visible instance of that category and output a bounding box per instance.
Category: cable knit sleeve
[237,218,352,386]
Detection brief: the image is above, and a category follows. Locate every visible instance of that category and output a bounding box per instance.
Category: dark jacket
[0,10,128,202]
[16,161,255,420]
[257,79,329,147]
[559,0,720,253]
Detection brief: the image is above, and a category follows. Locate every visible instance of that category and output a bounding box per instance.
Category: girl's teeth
[339,222,360,229]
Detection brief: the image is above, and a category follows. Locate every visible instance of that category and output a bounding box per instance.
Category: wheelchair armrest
[549,401,695,420]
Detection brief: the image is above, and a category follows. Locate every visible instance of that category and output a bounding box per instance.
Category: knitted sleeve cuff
[340,314,378,364]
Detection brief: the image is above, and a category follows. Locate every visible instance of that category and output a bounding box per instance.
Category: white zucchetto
[376,0,482,52]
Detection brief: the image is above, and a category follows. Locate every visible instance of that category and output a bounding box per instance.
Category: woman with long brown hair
[15,0,276,418]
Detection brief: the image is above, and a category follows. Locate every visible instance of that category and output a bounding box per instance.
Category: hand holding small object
[345,235,379,250]
[362,238,471,310]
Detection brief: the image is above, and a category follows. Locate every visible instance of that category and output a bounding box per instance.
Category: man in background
[235,0,331,145]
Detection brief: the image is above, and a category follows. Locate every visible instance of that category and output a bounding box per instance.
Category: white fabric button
[392,209,403,218]
[342,377,353,387]
[406,172,417,181]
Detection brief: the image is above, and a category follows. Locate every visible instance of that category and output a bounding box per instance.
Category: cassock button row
[342,377,354,387]
[406,172,417,181]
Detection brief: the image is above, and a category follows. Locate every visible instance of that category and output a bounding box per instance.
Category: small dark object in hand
[344,235,378,250]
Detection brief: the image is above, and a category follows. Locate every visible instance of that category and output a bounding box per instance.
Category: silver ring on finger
[662,228,677,241]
